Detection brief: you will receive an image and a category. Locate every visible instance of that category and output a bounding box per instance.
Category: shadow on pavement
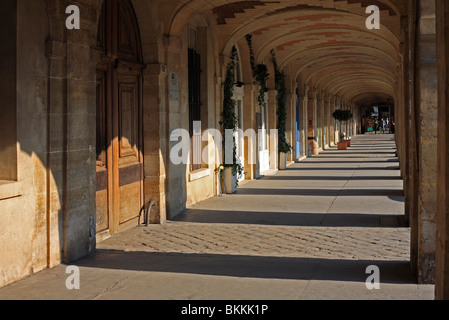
[286,167,399,171]
[261,175,401,181]
[76,250,415,285]
[173,209,407,228]
[234,188,404,198]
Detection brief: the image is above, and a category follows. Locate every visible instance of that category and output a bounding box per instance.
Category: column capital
[298,85,309,99]
[307,86,318,100]
[163,35,182,53]
[316,89,326,102]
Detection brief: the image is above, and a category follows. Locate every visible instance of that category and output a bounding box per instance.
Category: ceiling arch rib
[311,67,396,91]
[287,46,397,77]
[305,59,396,82]
[252,16,399,64]
[327,79,395,101]
[163,0,403,106]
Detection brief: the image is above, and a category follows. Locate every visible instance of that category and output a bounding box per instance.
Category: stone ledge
[189,168,211,182]
[295,155,307,162]
[0,180,23,201]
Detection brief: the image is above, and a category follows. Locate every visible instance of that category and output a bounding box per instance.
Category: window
[234,51,242,84]
[0,0,18,182]
[188,28,202,171]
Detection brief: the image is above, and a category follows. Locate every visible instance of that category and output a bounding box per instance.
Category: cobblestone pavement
[98,134,409,263]
[0,134,434,300]
[100,222,410,262]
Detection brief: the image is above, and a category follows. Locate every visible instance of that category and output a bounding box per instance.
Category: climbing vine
[221,46,244,182]
[271,49,292,154]
[245,34,269,109]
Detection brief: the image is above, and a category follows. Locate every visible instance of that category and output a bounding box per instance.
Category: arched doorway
[95,0,145,240]
[233,48,245,182]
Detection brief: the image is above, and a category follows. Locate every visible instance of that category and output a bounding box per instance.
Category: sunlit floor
[0,134,434,300]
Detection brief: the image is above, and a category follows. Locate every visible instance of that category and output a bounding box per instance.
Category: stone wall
[0,0,51,288]
[0,0,403,289]
[436,0,449,300]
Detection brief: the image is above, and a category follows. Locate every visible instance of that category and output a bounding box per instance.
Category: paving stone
[0,135,434,300]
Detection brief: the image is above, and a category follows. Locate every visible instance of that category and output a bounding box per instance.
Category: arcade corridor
[1,0,449,300]
[0,135,434,299]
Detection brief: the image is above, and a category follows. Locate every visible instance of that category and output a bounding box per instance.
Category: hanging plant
[220,46,244,184]
[332,109,353,122]
[332,109,353,141]
[245,34,269,110]
[271,49,292,154]
[245,34,256,72]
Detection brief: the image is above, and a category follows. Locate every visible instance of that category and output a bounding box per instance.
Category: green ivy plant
[332,109,353,122]
[271,49,292,154]
[245,34,269,110]
[332,109,353,141]
[220,46,244,184]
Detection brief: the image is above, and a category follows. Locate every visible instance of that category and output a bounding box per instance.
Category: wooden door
[96,0,144,240]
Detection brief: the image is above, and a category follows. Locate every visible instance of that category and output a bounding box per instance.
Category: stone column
[143,63,167,224]
[243,84,257,180]
[345,102,350,139]
[163,35,186,219]
[323,93,329,149]
[407,0,420,278]
[397,17,411,230]
[316,91,324,150]
[436,0,449,299]
[45,1,98,264]
[268,89,278,170]
[410,0,438,284]
[351,102,356,137]
[328,95,336,146]
[297,86,309,158]
[307,88,318,156]
[334,95,340,143]
[286,93,295,162]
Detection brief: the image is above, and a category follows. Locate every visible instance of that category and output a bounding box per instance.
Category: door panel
[118,81,138,159]
[119,182,142,225]
[95,0,144,238]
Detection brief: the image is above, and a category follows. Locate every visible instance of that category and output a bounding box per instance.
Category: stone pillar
[328,95,336,146]
[436,0,449,299]
[286,93,295,162]
[46,10,66,269]
[323,93,329,148]
[346,102,351,139]
[143,64,167,224]
[410,0,438,284]
[333,95,339,143]
[163,35,186,219]
[316,91,324,150]
[243,84,257,180]
[397,17,410,230]
[339,101,344,139]
[407,0,420,277]
[268,89,278,170]
[297,86,309,158]
[44,1,97,264]
[307,88,318,156]
[351,103,355,136]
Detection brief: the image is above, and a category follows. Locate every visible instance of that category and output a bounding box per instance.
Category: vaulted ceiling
[161,0,406,106]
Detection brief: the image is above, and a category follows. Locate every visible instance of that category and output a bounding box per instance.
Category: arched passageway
[2,0,449,300]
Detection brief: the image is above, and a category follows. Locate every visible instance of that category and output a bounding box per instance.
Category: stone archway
[94,0,146,240]
[92,0,167,225]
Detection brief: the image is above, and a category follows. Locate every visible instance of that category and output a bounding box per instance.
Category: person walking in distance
[380,118,386,134]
